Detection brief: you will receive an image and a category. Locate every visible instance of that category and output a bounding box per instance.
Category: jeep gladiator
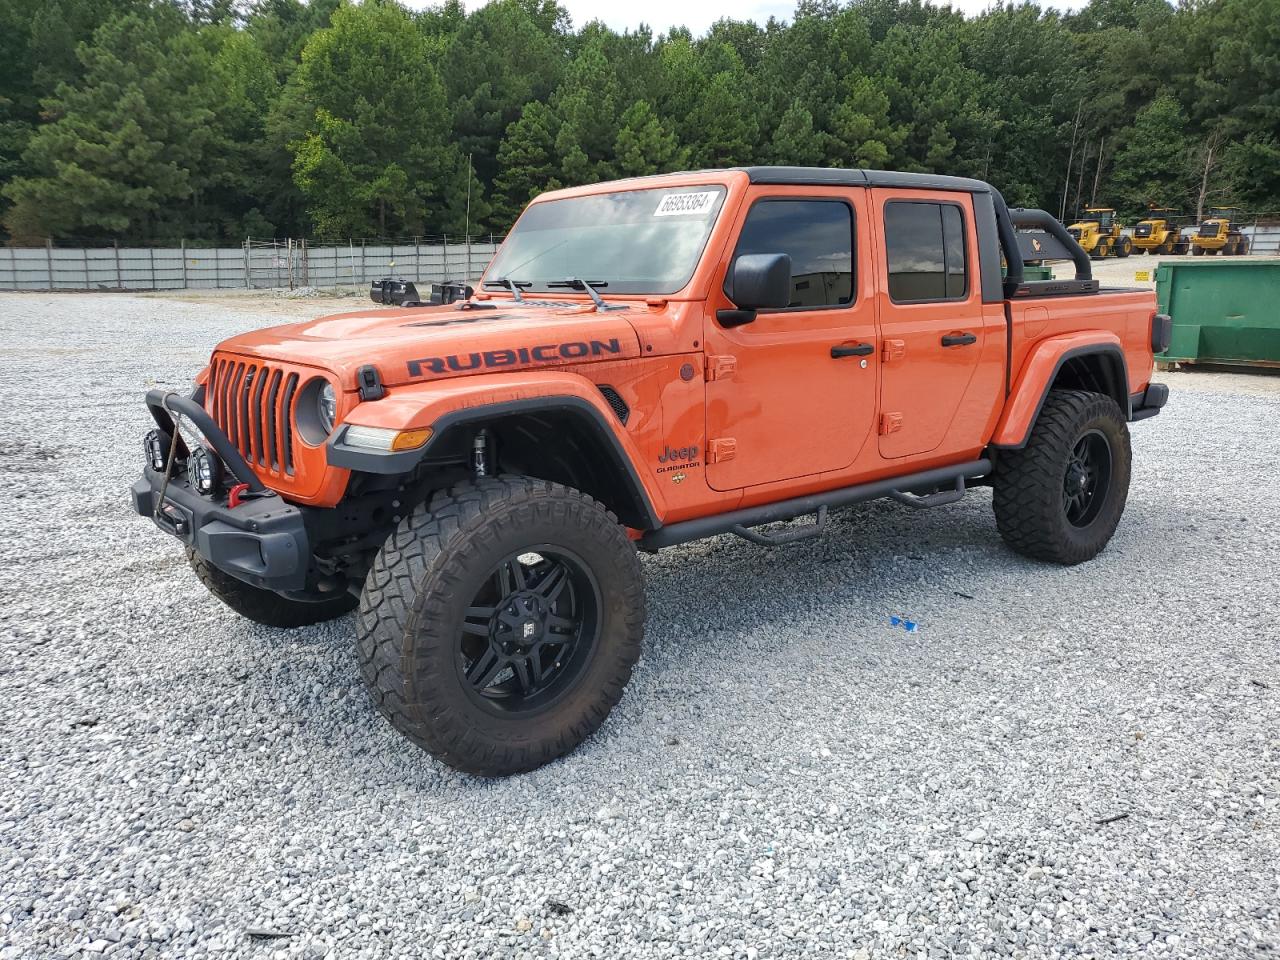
[132,167,1170,775]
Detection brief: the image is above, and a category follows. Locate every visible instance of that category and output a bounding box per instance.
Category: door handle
[831,342,875,358]
[941,332,977,347]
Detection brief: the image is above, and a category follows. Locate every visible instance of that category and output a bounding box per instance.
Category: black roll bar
[1008,207,1094,281]
[991,192,1093,299]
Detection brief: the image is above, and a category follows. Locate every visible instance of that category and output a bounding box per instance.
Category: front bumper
[132,391,310,592]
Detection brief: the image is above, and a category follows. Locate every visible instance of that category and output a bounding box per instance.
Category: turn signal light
[391,427,433,451]
[343,424,433,452]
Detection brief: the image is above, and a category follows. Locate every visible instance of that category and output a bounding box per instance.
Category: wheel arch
[329,381,661,531]
[992,338,1130,449]
[426,397,660,531]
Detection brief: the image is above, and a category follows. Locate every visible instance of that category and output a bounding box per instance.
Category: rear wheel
[186,548,357,627]
[356,476,644,776]
[1092,242,1110,260]
[992,390,1131,565]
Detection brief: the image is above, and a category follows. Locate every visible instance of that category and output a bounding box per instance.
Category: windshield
[484,185,727,296]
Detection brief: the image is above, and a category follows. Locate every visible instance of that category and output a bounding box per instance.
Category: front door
[703,189,879,491]
[871,189,987,459]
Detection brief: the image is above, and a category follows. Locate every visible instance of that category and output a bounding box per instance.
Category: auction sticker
[654,191,719,217]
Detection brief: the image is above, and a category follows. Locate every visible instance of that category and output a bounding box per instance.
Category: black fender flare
[328,395,660,530]
[993,344,1131,450]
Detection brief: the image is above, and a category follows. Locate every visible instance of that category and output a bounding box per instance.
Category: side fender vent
[598,385,629,425]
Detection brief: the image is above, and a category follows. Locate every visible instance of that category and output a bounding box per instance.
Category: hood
[214,300,647,388]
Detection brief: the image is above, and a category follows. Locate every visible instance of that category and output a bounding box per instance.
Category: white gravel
[1,292,1278,960]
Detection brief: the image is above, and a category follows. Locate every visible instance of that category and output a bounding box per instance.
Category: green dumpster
[1156,260,1280,368]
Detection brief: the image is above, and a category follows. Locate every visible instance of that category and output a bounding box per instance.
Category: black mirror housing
[729,253,792,310]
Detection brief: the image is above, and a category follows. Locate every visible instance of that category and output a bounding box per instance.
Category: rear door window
[883,201,968,303]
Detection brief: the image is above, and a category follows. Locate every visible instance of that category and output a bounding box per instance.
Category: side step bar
[638,459,991,551]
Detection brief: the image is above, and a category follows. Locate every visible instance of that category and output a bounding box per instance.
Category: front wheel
[356,477,644,776]
[992,390,1132,565]
[1118,237,1132,257]
[187,549,357,627]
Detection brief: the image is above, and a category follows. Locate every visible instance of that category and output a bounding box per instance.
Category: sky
[442,0,1091,37]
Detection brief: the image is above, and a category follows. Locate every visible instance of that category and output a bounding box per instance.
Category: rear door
[872,190,987,458]
[703,188,878,491]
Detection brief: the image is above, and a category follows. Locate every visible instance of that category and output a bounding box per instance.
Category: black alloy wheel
[459,548,601,712]
[1063,430,1112,528]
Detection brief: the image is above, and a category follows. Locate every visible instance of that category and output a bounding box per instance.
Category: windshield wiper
[481,277,531,302]
[546,278,621,311]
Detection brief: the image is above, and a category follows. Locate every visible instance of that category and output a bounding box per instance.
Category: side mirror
[719,253,791,327]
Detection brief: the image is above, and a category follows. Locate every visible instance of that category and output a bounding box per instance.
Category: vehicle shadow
[234,488,1173,785]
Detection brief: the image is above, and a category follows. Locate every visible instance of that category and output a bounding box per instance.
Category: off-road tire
[1118,236,1132,257]
[1192,245,1205,256]
[186,548,357,627]
[356,476,645,777]
[992,390,1131,565]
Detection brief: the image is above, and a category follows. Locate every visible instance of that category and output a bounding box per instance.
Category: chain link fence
[0,236,502,292]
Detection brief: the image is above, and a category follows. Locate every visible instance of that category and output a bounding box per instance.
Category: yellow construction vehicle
[1067,207,1132,259]
[1190,207,1250,256]
[1131,207,1188,255]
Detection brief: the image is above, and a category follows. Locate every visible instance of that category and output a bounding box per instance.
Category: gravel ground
[1,292,1277,960]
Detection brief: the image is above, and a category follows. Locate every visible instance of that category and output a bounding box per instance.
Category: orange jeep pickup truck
[132,167,1170,775]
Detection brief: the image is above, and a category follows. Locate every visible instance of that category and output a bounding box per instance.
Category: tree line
[1,0,1277,246]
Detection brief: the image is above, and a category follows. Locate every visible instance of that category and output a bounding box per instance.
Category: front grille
[209,357,300,476]
[1134,224,1153,237]
[1198,223,1219,238]
[1067,227,1082,240]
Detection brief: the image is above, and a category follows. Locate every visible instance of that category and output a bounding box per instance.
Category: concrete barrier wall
[0,240,501,292]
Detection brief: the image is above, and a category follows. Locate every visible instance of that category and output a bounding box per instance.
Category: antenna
[465,152,473,281]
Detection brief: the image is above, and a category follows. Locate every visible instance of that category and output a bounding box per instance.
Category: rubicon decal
[407,339,623,378]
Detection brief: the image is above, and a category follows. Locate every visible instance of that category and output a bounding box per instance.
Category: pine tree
[613,100,683,178]
[3,6,221,242]
[288,2,451,237]
[491,100,559,229]
[550,41,623,184]
[683,44,759,168]
[768,101,824,167]
[441,0,566,190]
[828,74,903,169]
[1110,94,1192,211]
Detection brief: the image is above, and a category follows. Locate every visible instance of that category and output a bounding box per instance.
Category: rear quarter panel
[993,290,1157,446]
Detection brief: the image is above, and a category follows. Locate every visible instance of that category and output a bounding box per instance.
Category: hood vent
[598,385,629,425]
[402,314,511,328]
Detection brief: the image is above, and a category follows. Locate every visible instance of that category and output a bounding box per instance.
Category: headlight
[318,382,337,434]
[188,445,221,496]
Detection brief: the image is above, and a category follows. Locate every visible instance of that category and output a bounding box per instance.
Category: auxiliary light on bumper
[188,444,222,496]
